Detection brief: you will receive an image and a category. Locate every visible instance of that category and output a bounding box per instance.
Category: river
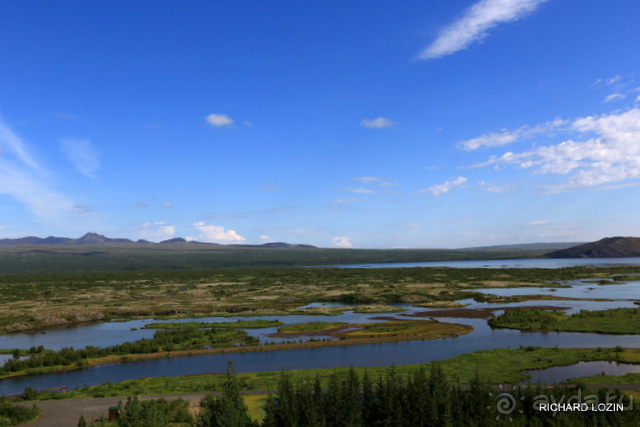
[1,258,639,395]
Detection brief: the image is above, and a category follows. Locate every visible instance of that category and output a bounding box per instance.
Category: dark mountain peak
[78,232,108,243]
[160,237,187,244]
[546,236,640,258]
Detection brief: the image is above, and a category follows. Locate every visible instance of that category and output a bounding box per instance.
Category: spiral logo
[495,392,517,414]
[487,384,524,422]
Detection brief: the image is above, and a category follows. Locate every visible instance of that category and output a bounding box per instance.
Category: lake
[333,257,640,269]
[1,258,639,396]
[523,361,640,384]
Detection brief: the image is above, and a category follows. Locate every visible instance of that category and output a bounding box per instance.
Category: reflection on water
[523,361,640,385]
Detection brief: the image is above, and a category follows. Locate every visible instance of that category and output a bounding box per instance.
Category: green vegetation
[115,396,193,426]
[277,322,348,334]
[0,328,255,378]
[143,319,284,329]
[197,362,257,427]
[3,264,637,334]
[260,366,639,426]
[18,347,640,402]
[0,243,556,275]
[489,307,640,334]
[0,401,39,426]
[85,360,640,426]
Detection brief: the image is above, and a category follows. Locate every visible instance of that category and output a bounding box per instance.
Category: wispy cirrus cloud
[60,138,100,179]
[475,108,640,192]
[603,93,626,103]
[457,118,567,151]
[346,187,377,194]
[360,117,397,128]
[478,180,514,193]
[421,176,467,195]
[0,119,89,222]
[418,0,548,60]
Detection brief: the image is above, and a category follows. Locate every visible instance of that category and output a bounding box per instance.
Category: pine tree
[197,361,255,427]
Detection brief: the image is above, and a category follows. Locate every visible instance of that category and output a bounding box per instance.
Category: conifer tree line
[191,362,639,427]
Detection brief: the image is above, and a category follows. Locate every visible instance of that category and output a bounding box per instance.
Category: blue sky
[1,0,640,248]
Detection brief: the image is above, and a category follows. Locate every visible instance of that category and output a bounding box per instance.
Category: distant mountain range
[2,233,640,257]
[0,232,316,249]
[546,236,640,258]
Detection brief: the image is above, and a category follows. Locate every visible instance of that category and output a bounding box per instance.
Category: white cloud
[527,220,548,225]
[360,117,397,128]
[205,113,234,127]
[476,108,640,192]
[355,176,380,184]
[422,176,468,195]
[242,121,253,127]
[140,222,176,242]
[60,138,100,178]
[457,118,566,150]
[193,221,245,243]
[0,120,40,170]
[0,120,80,221]
[354,176,395,187]
[346,187,377,194]
[478,180,514,192]
[603,93,626,103]
[332,236,353,248]
[419,0,548,60]
[162,201,173,207]
[606,75,623,85]
[260,235,270,241]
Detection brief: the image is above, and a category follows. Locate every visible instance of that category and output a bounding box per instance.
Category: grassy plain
[3,259,639,334]
[143,320,284,329]
[489,307,640,334]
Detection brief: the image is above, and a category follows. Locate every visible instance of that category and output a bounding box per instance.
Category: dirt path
[16,393,209,427]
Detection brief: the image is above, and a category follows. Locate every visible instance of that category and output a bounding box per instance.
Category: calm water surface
[334,257,640,269]
[1,258,640,395]
[523,361,640,385]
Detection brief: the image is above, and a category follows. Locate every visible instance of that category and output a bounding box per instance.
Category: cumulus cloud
[457,118,567,150]
[205,113,234,127]
[360,117,397,128]
[140,222,176,242]
[60,138,100,178]
[422,176,468,195]
[332,236,353,248]
[193,221,245,242]
[418,0,548,60]
[476,108,640,191]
